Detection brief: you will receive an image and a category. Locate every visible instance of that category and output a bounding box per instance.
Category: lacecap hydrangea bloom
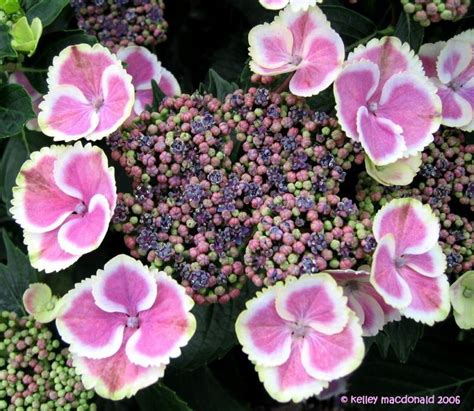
[248,6,344,97]
[334,36,442,166]
[10,142,117,273]
[117,46,181,119]
[419,29,474,131]
[259,0,322,11]
[236,274,364,402]
[38,43,134,142]
[371,198,450,325]
[450,271,474,330]
[56,254,196,400]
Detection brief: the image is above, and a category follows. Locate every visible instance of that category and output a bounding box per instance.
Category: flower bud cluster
[400,0,470,26]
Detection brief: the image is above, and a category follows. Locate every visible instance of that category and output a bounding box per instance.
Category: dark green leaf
[0,84,35,139]
[25,0,69,27]
[170,282,256,371]
[394,12,424,52]
[0,24,17,59]
[198,69,238,101]
[136,384,191,411]
[0,230,38,314]
[320,5,377,44]
[151,79,166,111]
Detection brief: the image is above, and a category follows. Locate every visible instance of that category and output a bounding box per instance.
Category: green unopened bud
[10,17,42,57]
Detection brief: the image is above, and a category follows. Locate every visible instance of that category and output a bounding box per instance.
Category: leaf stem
[21,128,30,156]
[0,66,48,73]
[413,377,474,396]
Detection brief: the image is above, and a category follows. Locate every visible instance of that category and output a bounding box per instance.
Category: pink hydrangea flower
[327,267,400,336]
[334,37,442,166]
[248,6,344,97]
[117,46,181,118]
[56,255,196,400]
[370,198,450,325]
[419,30,474,131]
[10,142,117,273]
[235,274,364,403]
[259,0,322,11]
[8,72,43,131]
[38,43,135,142]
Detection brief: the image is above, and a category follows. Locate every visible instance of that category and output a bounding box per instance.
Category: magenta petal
[437,84,472,127]
[159,68,181,97]
[57,194,110,256]
[125,272,195,367]
[117,46,162,91]
[134,89,153,116]
[404,244,447,278]
[437,40,472,84]
[334,61,380,140]
[73,331,165,401]
[356,106,406,166]
[93,255,157,315]
[358,282,401,324]
[418,42,445,78]
[349,292,385,337]
[56,278,126,359]
[370,234,411,309]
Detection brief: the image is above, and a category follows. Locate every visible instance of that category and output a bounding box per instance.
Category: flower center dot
[289,322,310,339]
[74,202,87,215]
[127,316,139,328]
[368,102,378,113]
[395,256,406,268]
[291,55,303,66]
[93,96,105,110]
[449,81,461,91]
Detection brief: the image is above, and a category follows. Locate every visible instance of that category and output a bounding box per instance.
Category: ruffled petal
[38,85,99,142]
[10,146,79,233]
[73,331,165,401]
[275,274,349,335]
[56,277,126,359]
[349,292,385,337]
[334,60,380,140]
[289,27,344,97]
[377,72,441,156]
[370,234,412,309]
[235,285,292,367]
[404,243,447,278]
[159,68,181,97]
[398,265,450,325]
[57,194,111,256]
[125,271,195,367]
[53,142,116,209]
[418,42,446,78]
[300,313,365,381]
[365,153,422,186]
[356,106,406,166]
[117,46,162,91]
[92,255,157,315]
[437,40,472,84]
[248,22,294,70]
[255,341,328,403]
[259,0,289,9]
[372,198,440,255]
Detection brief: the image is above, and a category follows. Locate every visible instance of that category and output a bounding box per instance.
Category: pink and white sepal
[10,142,117,273]
[55,255,196,400]
[370,198,451,325]
[235,274,365,403]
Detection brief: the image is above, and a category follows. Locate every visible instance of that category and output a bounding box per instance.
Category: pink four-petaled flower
[370,198,450,325]
[10,142,117,273]
[38,43,135,142]
[419,29,474,131]
[236,274,364,403]
[334,37,441,166]
[56,254,196,400]
[248,6,344,97]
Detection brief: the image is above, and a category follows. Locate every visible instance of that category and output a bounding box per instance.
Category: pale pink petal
[275,274,349,335]
[370,234,412,309]
[23,225,80,273]
[356,106,406,166]
[73,331,165,401]
[437,40,472,84]
[134,89,153,116]
[249,22,294,70]
[259,0,288,9]
[372,198,440,255]
[398,266,451,325]
[377,72,441,156]
[456,77,474,130]
[88,65,134,141]
[404,243,447,278]
[289,28,344,97]
[418,42,446,78]
[349,292,385,337]
[38,85,99,142]
[92,255,157,315]
[26,97,42,131]
[117,46,162,91]
[256,341,328,403]
[235,285,292,367]
[358,282,401,323]
[10,147,79,233]
[56,277,126,359]
[125,272,195,367]
[249,61,296,76]
[53,142,116,209]
[159,68,181,97]
[301,313,365,381]
[334,60,380,140]
[9,72,42,101]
